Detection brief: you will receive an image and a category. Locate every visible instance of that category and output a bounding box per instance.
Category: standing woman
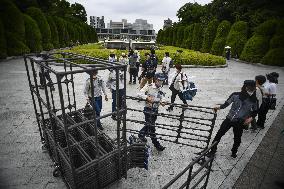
[161,52,172,85]
[256,72,279,129]
[167,64,187,111]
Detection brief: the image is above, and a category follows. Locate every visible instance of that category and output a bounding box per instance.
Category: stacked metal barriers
[24,52,148,189]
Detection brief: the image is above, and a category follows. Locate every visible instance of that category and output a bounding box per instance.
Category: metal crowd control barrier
[24,52,217,189]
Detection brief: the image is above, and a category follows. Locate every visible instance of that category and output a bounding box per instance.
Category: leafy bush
[254,19,277,36]
[191,23,204,51]
[64,44,226,66]
[0,20,7,59]
[47,16,59,49]
[241,20,278,63]
[23,14,42,53]
[240,35,270,62]
[0,0,29,56]
[211,20,231,56]
[269,20,284,49]
[201,19,219,53]
[261,48,284,66]
[26,7,53,50]
[226,21,248,58]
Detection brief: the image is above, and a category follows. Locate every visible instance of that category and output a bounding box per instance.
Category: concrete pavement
[0,58,283,188]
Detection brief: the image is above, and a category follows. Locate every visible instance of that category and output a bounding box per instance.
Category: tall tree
[71,3,87,23]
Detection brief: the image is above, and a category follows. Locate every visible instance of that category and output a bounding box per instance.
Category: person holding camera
[209,80,258,158]
[84,70,108,130]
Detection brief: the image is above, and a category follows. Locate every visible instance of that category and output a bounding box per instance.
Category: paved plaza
[0,58,283,189]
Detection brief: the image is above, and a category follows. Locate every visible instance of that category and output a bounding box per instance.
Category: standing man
[139,52,158,89]
[84,70,108,130]
[138,73,166,151]
[128,50,138,84]
[161,52,172,85]
[107,68,125,120]
[209,80,258,158]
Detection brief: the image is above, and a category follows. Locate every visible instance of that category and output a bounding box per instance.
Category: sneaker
[133,81,136,84]
[156,145,165,151]
[231,153,237,158]
[138,135,147,142]
[129,81,132,84]
[39,86,44,89]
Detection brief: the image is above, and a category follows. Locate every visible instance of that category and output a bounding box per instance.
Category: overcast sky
[67,0,212,31]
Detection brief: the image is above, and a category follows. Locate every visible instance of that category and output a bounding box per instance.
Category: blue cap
[154,73,166,81]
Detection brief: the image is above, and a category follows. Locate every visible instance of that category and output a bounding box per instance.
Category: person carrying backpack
[166,64,188,111]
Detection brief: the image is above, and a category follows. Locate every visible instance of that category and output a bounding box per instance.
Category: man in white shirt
[84,70,108,130]
[138,73,166,151]
[161,52,172,85]
[108,50,117,63]
[107,68,125,120]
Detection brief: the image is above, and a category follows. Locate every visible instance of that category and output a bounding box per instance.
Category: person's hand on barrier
[105,95,108,101]
[244,117,253,125]
[213,106,220,113]
[160,102,166,107]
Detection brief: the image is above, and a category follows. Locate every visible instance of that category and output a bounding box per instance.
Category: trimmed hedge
[0,20,7,59]
[26,7,53,50]
[182,24,195,49]
[47,16,59,49]
[191,23,204,51]
[240,35,270,62]
[261,48,284,66]
[211,20,231,56]
[0,0,29,56]
[270,20,284,49]
[53,16,68,47]
[201,19,219,53]
[167,28,173,46]
[23,14,42,53]
[240,20,278,63]
[64,44,226,66]
[172,27,178,46]
[176,26,185,47]
[226,21,248,58]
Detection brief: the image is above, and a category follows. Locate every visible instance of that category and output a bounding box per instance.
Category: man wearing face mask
[208,80,258,158]
[138,73,167,151]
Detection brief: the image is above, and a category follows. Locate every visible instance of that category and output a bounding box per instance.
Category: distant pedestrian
[134,50,140,77]
[128,50,138,84]
[107,68,125,120]
[84,70,108,130]
[35,55,55,91]
[209,80,258,158]
[119,52,128,65]
[250,75,266,131]
[161,52,172,85]
[167,64,188,111]
[139,51,158,89]
[256,72,279,129]
[108,50,117,63]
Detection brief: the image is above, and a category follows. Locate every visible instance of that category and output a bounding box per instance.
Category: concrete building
[163,18,172,29]
[90,16,105,28]
[96,19,155,41]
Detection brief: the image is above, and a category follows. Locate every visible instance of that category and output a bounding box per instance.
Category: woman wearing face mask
[256,72,279,129]
[208,80,258,158]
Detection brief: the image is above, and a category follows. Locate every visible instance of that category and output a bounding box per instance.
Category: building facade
[96,19,155,41]
[90,16,105,28]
